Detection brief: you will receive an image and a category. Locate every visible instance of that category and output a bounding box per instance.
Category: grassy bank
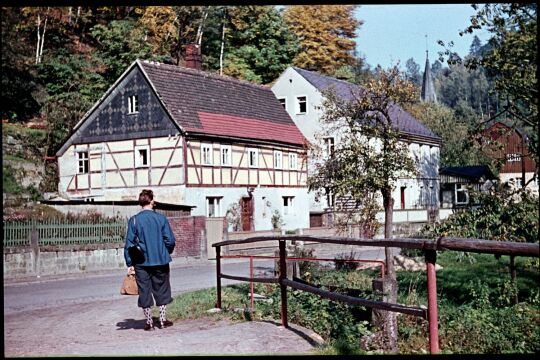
[164,252,539,354]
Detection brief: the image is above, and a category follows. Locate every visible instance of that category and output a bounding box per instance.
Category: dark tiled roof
[440,165,496,180]
[140,61,304,146]
[293,67,441,141]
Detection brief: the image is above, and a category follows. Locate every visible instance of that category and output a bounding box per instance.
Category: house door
[400,186,406,210]
[241,197,253,231]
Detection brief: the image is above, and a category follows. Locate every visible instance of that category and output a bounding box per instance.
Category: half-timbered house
[55,54,309,231]
[481,121,538,193]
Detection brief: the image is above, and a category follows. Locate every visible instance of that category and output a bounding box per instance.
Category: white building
[272,67,442,226]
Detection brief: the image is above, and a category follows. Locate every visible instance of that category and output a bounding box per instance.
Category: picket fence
[3,218,128,247]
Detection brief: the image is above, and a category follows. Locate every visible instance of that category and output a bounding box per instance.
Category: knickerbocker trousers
[134,264,173,308]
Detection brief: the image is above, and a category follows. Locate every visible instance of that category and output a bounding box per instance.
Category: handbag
[127,215,145,265]
[120,274,138,295]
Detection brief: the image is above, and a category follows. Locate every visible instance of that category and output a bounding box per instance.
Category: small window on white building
[283,196,294,215]
[206,197,222,217]
[455,184,469,204]
[135,145,150,167]
[248,148,259,168]
[201,143,213,166]
[128,95,139,114]
[274,150,283,169]
[296,96,307,114]
[221,145,232,166]
[324,137,335,157]
[506,153,521,162]
[77,151,89,174]
[278,98,286,110]
[288,153,298,170]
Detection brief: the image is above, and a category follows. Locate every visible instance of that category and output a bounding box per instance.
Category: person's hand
[127,266,135,275]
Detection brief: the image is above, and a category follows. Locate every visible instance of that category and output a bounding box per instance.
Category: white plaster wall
[182,186,309,231]
[272,67,441,217]
[271,67,325,143]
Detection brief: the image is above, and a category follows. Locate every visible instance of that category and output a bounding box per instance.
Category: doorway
[241,196,253,231]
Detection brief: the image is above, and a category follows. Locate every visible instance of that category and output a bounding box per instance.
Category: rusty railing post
[250,256,254,317]
[216,245,222,309]
[279,239,288,328]
[425,249,439,354]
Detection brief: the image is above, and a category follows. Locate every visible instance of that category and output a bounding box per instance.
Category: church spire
[421,37,437,103]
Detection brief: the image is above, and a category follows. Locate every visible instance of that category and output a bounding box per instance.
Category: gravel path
[4,290,323,356]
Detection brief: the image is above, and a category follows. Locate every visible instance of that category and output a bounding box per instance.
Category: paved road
[3,258,275,315]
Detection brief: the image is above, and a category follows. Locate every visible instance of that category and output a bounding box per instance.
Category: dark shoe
[160,320,173,328]
[144,323,155,331]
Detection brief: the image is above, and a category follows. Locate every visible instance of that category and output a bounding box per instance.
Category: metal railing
[212,235,539,354]
[3,219,127,247]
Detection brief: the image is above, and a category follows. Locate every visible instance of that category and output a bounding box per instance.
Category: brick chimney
[185,44,202,70]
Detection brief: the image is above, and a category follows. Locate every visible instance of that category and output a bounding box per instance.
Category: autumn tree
[284,5,361,76]
[308,67,417,352]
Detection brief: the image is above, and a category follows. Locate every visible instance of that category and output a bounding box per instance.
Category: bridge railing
[212,235,539,354]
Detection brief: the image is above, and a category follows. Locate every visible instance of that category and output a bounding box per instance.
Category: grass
[163,252,539,354]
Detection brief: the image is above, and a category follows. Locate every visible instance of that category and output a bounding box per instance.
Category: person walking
[124,189,176,331]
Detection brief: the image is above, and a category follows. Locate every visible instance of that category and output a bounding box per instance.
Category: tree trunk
[373,188,399,353]
[219,10,226,76]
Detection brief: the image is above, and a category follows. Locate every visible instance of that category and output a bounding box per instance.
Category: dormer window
[278,98,286,110]
[128,95,139,114]
[296,96,307,114]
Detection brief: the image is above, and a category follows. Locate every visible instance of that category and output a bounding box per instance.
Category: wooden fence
[3,219,127,247]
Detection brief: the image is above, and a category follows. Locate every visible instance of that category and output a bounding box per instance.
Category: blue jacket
[124,209,176,267]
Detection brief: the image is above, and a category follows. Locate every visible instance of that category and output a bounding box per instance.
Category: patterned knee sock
[159,305,167,323]
[143,307,153,325]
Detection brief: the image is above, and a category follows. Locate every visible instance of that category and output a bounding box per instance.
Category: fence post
[425,249,440,354]
[279,239,288,328]
[216,245,222,309]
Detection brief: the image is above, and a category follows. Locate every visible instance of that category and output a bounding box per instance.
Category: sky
[355,4,491,70]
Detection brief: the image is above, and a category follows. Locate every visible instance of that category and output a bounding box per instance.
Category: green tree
[90,19,168,84]
[404,57,422,86]
[284,5,361,76]
[405,101,490,168]
[308,67,418,352]
[440,3,537,164]
[1,7,42,121]
[200,6,298,84]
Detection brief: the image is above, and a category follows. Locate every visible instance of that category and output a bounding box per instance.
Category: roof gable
[56,63,179,156]
[139,61,305,146]
[292,67,441,141]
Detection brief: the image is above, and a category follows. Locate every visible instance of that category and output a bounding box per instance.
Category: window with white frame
[274,150,283,169]
[77,151,89,174]
[283,196,294,215]
[324,137,335,157]
[201,143,213,165]
[221,145,232,166]
[128,95,139,114]
[278,98,286,109]
[206,197,222,217]
[506,153,521,162]
[248,148,259,168]
[288,152,298,170]
[296,96,307,114]
[455,184,469,204]
[135,145,150,167]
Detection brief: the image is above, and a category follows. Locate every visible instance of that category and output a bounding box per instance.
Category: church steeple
[421,43,437,103]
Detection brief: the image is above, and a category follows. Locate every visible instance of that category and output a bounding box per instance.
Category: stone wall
[3,243,125,279]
